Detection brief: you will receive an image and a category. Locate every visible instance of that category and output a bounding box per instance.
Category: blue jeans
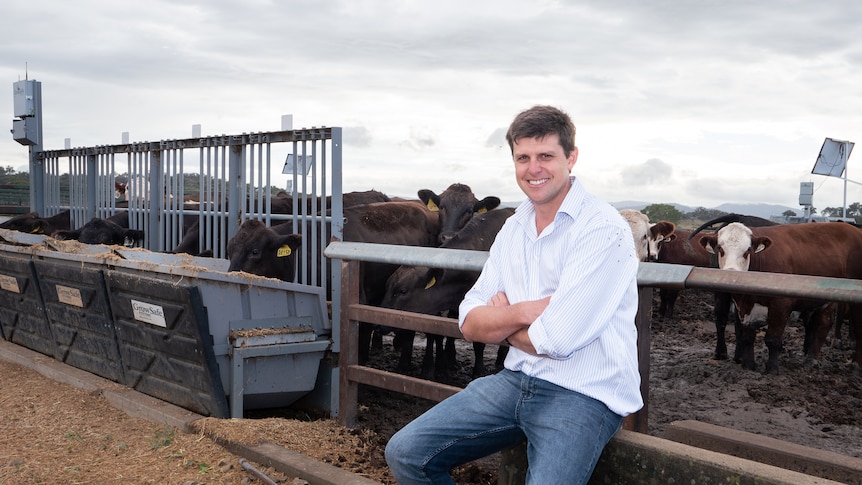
[385,369,622,484]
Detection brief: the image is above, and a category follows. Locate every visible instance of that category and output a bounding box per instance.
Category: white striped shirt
[459,177,643,416]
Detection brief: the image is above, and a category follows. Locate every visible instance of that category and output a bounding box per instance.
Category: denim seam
[420,423,520,473]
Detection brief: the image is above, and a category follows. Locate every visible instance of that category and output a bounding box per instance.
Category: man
[385,105,642,484]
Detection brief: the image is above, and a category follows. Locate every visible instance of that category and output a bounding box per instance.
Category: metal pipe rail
[324,241,862,428]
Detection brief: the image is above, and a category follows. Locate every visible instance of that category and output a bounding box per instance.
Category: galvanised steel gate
[35,128,343,295]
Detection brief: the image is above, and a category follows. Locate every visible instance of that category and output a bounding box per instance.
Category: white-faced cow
[685,213,780,361]
[619,209,675,262]
[419,184,500,244]
[380,207,515,380]
[699,222,862,374]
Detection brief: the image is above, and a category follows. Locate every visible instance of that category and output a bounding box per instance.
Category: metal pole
[27,81,45,215]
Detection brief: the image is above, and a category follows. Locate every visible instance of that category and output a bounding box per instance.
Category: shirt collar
[514,176,583,223]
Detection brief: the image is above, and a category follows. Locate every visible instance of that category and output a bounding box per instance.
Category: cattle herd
[1,186,860,380]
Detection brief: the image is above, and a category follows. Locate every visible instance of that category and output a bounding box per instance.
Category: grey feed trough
[0,228,332,418]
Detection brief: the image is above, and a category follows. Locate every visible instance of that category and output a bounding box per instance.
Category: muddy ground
[339,287,862,483]
[2,288,861,484]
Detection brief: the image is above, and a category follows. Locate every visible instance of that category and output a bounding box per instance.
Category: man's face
[512,133,577,210]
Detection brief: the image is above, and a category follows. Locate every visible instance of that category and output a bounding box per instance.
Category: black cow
[0,210,71,236]
[226,219,303,280]
[224,200,440,363]
[175,190,390,256]
[381,208,515,380]
[53,215,145,246]
[419,184,500,244]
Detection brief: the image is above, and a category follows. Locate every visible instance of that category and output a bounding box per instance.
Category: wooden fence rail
[326,241,862,432]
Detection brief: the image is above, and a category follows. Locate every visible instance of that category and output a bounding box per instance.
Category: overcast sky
[2,0,861,212]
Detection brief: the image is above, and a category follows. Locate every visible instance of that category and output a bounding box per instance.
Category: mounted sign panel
[799,182,814,206]
[812,137,854,177]
[282,153,314,175]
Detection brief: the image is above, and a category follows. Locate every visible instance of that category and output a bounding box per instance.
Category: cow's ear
[474,196,501,214]
[752,236,772,253]
[700,235,717,254]
[122,230,146,247]
[275,234,303,257]
[418,189,440,212]
[650,221,675,239]
[31,220,49,234]
[423,267,445,290]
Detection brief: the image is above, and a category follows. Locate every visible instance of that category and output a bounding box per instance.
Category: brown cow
[267,189,390,215]
[700,222,862,373]
[686,213,780,361]
[655,229,711,316]
[656,228,744,361]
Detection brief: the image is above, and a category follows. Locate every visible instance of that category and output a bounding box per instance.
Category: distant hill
[610,201,800,220]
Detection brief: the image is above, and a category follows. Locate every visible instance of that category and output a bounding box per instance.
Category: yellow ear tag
[475,207,488,215]
[277,245,292,257]
[426,200,439,212]
[30,227,43,234]
[424,276,437,289]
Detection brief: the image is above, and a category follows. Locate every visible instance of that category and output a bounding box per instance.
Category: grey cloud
[685,175,800,207]
[343,126,372,148]
[485,127,507,149]
[399,128,436,151]
[621,158,673,186]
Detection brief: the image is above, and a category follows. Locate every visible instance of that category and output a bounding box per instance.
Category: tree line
[0,166,286,198]
[641,203,860,225]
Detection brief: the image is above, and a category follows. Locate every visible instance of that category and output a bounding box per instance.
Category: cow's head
[699,222,772,271]
[0,212,50,234]
[620,209,651,262]
[648,221,676,262]
[226,219,303,280]
[419,184,500,244]
[114,181,128,201]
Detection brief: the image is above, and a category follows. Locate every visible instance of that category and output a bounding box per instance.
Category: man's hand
[490,293,550,356]
[488,291,510,307]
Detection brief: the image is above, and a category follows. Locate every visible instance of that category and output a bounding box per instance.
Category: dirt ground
[2,288,861,484]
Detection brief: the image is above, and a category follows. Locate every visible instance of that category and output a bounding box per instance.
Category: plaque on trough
[0,256,54,357]
[104,270,229,418]
[32,259,125,383]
